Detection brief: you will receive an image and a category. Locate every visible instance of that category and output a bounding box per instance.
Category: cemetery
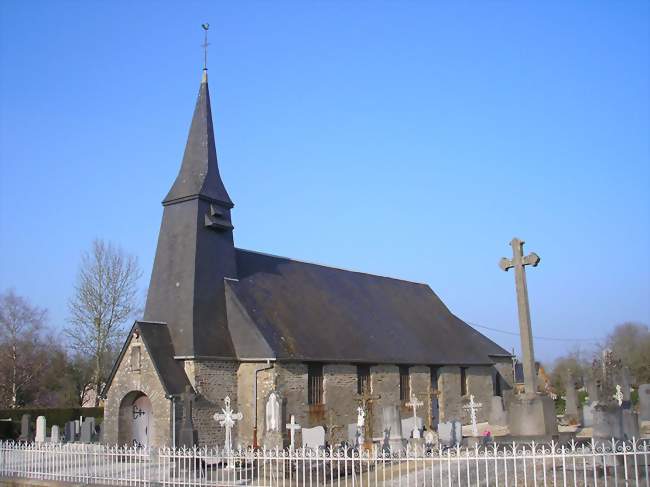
[0,7,648,486]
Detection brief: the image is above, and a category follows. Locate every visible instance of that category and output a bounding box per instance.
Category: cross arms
[499,237,541,271]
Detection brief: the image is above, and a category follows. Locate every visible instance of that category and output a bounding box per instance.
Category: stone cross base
[263,431,284,450]
[508,395,558,436]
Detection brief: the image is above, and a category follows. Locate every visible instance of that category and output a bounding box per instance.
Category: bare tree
[0,290,48,408]
[65,239,142,406]
[606,322,650,384]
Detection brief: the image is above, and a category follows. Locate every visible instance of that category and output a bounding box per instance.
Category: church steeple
[163,70,233,208]
[143,67,237,359]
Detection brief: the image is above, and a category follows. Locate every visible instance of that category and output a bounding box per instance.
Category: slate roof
[226,249,510,365]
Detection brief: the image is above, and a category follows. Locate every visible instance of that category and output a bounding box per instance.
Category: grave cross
[463,394,483,437]
[326,410,343,447]
[613,385,623,406]
[285,415,301,450]
[213,396,243,454]
[500,237,541,397]
[405,393,424,439]
[356,390,381,445]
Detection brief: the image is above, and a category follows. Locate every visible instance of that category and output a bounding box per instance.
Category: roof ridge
[235,247,430,286]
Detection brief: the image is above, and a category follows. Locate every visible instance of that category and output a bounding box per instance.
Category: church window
[131,346,141,372]
[494,371,502,397]
[308,363,324,405]
[357,365,371,395]
[460,367,468,396]
[399,365,410,402]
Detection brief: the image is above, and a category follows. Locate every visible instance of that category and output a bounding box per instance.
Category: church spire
[163,61,232,207]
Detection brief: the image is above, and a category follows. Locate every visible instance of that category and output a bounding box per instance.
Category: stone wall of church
[217,360,503,448]
[187,360,238,447]
[103,334,172,447]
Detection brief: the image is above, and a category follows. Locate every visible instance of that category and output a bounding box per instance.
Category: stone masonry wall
[187,360,238,447]
[466,365,494,423]
[103,334,171,447]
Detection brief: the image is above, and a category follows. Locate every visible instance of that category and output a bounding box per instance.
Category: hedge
[0,407,104,429]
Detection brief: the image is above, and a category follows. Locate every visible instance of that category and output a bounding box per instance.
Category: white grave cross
[213,396,243,455]
[463,394,483,437]
[614,384,623,406]
[285,414,301,450]
[356,406,365,428]
[405,393,424,439]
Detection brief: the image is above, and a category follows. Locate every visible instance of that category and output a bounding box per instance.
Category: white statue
[265,391,281,432]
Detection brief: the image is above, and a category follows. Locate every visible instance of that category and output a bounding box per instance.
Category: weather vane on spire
[201,23,210,71]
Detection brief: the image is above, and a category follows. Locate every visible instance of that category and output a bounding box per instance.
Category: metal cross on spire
[500,237,541,398]
[201,23,210,71]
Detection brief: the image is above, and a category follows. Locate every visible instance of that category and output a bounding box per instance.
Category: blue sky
[1,1,648,363]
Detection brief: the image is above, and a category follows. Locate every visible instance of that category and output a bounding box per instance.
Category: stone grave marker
[263,390,283,449]
[582,404,595,427]
[301,426,325,450]
[438,420,461,447]
[19,414,32,442]
[64,421,76,442]
[50,425,60,443]
[381,405,403,451]
[639,384,650,421]
[179,386,197,448]
[564,376,581,424]
[285,415,301,450]
[401,416,424,438]
[80,419,93,443]
[35,416,46,443]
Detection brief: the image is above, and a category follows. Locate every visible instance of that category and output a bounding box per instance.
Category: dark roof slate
[228,249,510,365]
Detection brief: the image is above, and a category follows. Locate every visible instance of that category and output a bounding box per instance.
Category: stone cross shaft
[213,396,242,454]
[463,394,483,437]
[285,414,301,450]
[500,237,541,397]
[180,386,195,427]
[405,393,424,439]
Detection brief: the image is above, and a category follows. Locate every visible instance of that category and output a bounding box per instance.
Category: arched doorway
[118,391,154,447]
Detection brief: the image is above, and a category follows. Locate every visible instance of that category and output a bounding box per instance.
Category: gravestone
[74,420,80,435]
[35,416,46,443]
[178,386,197,447]
[301,426,325,450]
[19,414,32,442]
[80,419,93,443]
[564,377,582,424]
[50,425,60,443]
[263,391,283,449]
[401,416,424,438]
[582,404,595,427]
[64,421,76,442]
[438,420,461,447]
[639,384,650,421]
[381,405,404,451]
[488,396,507,426]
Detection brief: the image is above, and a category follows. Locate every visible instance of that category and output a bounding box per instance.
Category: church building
[102,66,513,449]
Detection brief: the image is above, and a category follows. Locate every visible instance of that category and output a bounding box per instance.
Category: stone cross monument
[463,395,482,437]
[500,237,540,397]
[500,238,557,436]
[285,415,301,450]
[213,396,242,455]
